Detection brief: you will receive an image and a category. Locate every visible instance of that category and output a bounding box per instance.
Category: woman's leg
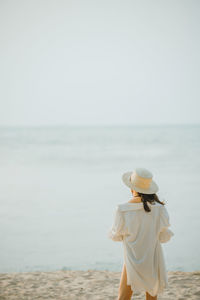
[145,291,157,300]
[117,263,133,300]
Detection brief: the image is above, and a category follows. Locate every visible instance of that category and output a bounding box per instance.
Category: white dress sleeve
[107,206,125,242]
[158,205,174,243]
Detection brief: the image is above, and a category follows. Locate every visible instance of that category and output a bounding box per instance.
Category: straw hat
[122,167,159,194]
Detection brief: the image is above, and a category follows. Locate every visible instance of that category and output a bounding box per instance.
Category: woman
[108,167,174,300]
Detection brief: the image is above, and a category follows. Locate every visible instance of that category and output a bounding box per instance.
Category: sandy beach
[0,269,200,300]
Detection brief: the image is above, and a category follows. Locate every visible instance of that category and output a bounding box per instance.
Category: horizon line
[0,122,199,128]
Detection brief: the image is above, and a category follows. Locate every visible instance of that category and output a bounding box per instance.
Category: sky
[0,0,200,126]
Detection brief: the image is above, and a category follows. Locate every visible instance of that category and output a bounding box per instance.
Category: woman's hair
[137,192,165,213]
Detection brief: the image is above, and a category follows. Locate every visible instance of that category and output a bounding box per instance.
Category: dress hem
[124,259,168,297]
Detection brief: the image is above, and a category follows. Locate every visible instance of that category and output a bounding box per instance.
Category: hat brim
[122,171,159,194]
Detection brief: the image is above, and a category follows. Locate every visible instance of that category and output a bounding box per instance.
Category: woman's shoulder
[117,201,165,212]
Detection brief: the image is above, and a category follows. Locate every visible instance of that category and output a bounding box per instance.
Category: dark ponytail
[137,193,165,213]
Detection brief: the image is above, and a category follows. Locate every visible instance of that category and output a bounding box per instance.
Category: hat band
[130,172,152,189]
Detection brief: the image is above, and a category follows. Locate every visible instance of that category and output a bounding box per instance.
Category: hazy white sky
[0,0,200,126]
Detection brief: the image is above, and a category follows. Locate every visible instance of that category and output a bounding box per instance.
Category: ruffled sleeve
[158,205,174,243]
[107,206,125,242]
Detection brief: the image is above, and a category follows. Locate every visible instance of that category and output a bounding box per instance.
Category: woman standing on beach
[108,168,174,300]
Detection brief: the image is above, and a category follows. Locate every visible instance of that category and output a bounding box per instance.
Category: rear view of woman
[108,167,174,300]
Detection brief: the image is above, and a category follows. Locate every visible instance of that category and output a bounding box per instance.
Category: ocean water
[0,124,200,273]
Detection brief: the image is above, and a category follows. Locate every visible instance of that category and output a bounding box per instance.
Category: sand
[0,269,200,300]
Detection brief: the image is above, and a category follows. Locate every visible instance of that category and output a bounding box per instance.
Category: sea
[0,124,200,273]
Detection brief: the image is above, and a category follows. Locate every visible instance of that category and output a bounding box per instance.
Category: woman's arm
[107,206,125,242]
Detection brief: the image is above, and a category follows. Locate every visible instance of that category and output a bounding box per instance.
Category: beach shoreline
[0,269,200,299]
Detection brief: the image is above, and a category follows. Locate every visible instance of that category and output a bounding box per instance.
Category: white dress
[108,201,174,297]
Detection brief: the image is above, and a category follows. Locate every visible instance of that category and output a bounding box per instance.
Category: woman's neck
[128,196,142,203]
